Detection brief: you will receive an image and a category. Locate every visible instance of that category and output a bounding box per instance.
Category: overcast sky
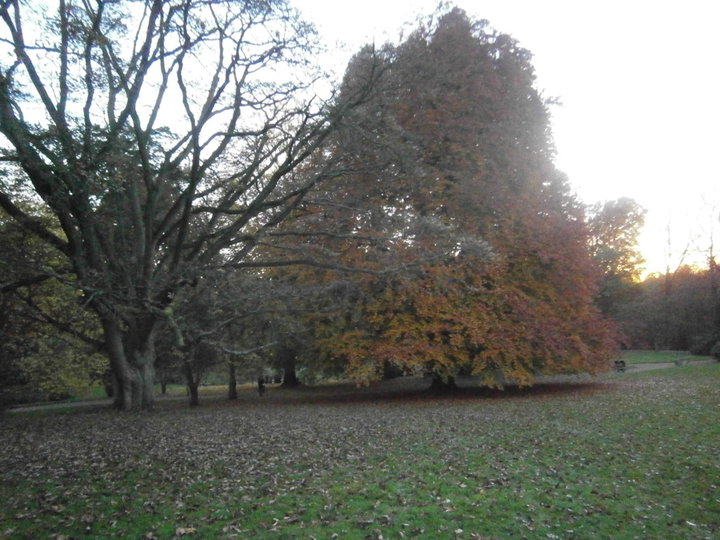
[295,0,720,275]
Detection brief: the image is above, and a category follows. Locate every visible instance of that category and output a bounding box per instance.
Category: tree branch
[0,192,69,254]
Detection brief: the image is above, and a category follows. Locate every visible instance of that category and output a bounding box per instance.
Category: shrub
[690,334,717,355]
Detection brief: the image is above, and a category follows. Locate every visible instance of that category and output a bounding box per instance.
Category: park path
[626,359,716,372]
[6,360,716,414]
[5,394,186,413]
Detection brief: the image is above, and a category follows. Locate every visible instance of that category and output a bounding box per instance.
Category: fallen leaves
[0,368,718,538]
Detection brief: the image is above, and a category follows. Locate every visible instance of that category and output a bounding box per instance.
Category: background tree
[597,203,720,354]
[162,278,225,407]
[1,205,106,405]
[699,207,720,354]
[617,266,718,352]
[0,0,377,410]
[159,269,291,405]
[587,198,646,317]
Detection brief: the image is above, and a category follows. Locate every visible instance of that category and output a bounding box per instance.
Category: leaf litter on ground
[1,365,718,538]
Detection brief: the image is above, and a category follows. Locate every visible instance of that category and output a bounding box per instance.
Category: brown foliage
[305,8,617,385]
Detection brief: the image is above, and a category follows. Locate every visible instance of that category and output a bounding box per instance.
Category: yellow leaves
[18,348,107,401]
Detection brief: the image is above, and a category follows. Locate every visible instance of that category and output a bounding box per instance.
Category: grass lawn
[620,349,710,365]
[1,364,718,539]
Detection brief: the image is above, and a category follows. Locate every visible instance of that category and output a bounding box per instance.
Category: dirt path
[625,359,716,372]
[5,395,187,413]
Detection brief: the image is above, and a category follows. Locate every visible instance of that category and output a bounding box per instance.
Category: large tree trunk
[282,368,301,387]
[427,373,458,393]
[227,362,238,400]
[277,345,301,388]
[186,378,199,407]
[102,318,157,411]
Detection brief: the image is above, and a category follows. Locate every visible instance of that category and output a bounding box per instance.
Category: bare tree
[0,0,378,410]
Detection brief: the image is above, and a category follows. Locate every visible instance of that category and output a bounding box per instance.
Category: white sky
[295,0,720,275]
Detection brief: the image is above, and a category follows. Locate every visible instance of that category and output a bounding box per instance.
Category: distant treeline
[615,265,719,355]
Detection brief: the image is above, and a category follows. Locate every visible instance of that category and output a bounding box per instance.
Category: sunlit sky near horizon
[296,0,720,276]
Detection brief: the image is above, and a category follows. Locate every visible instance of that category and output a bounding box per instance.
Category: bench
[614,360,626,372]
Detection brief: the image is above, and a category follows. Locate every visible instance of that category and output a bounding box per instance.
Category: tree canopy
[1,3,623,408]
[292,9,617,386]
[586,198,646,317]
[0,0,377,409]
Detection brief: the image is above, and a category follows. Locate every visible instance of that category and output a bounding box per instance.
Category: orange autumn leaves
[328,253,614,386]
[295,8,617,385]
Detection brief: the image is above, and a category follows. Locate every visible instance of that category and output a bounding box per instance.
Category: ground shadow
[209,375,615,409]
[7,375,616,414]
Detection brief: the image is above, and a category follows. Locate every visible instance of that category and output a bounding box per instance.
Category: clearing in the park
[1,362,718,539]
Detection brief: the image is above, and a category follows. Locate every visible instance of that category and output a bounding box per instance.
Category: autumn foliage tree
[303,8,616,387]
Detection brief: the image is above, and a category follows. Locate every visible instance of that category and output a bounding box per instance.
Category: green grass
[620,349,710,364]
[1,364,719,539]
[70,384,111,400]
[16,382,255,407]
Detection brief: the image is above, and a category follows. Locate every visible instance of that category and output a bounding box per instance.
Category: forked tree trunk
[102,319,157,411]
[227,362,238,400]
